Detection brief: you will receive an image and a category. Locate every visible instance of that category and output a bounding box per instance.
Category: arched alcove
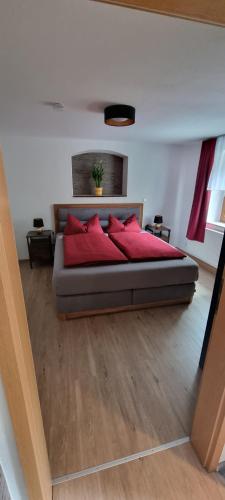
[72,151,128,197]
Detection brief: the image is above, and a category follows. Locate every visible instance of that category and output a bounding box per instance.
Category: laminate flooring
[53,442,225,500]
[20,262,214,478]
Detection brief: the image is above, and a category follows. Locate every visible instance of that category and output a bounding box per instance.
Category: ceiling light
[104,105,135,127]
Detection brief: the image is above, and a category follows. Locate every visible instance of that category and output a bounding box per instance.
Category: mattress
[53,235,199,297]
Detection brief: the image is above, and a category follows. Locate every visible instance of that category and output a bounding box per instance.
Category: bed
[52,203,199,319]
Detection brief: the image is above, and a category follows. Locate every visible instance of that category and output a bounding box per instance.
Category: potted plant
[92,160,104,196]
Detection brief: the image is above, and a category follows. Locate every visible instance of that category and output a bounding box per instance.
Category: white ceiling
[1,0,225,143]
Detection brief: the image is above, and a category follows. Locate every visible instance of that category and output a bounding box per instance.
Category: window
[207,191,225,232]
[207,136,225,232]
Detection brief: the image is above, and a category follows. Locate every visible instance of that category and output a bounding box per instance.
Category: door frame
[0,151,52,500]
[0,123,225,498]
[94,0,225,27]
[191,267,225,470]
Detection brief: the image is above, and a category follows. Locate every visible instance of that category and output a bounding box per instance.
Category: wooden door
[0,151,52,500]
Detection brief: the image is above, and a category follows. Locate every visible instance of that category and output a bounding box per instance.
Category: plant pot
[95,187,103,196]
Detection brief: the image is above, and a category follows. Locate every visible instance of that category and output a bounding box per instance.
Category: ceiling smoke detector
[43,101,64,110]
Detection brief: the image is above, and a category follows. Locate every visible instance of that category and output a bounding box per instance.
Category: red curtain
[186,138,216,243]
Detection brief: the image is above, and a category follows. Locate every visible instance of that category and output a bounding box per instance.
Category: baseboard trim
[52,436,190,485]
[179,249,216,274]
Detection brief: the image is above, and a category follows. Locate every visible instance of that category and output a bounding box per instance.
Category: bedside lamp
[154,215,163,229]
[33,218,44,233]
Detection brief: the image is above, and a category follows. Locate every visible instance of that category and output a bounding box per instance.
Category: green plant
[92,160,104,188]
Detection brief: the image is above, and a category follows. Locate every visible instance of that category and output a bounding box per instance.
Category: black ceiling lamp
[104,104,135,127]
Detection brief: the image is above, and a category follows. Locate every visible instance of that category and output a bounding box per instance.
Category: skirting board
[177,250,216,275]
[52,436,190,485]
[58,297,192,320]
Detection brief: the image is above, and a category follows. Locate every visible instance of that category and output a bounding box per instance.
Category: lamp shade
[104,105,135,127]
[154,215,163,224]
[33,218,44,228]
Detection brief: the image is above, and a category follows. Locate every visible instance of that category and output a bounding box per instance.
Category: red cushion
[64,214,86,235]
[64,214,104,235]
[86,214,103,234]
[64,233,128,267]
[110,232,185,261]
[108,214,141,233]
[124,214,141,233]
[108,215,125,233]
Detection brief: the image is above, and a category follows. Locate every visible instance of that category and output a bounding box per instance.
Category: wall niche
[72,151,128,197]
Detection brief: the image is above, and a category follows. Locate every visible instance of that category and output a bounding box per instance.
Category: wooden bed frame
[58,298,192,320]
[53,202,144,234]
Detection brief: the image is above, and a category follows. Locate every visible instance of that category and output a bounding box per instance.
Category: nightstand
[145,224,171,243]
[26,230,54,268]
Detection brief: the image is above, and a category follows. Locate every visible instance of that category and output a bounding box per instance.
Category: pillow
[64,213,104,235]
[108,214,141,233]
[107,215,125,233]
[64,214,86,235]
[86,214,103,234]
[124,214,141,233]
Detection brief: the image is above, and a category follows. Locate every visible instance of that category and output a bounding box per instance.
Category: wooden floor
[53,444,225,500]
[20,262,213,478]
[53,442,225,499]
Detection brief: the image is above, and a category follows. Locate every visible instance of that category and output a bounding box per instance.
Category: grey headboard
[53,203,143,233]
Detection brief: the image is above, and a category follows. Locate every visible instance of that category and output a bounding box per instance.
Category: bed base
[58,297,192,320]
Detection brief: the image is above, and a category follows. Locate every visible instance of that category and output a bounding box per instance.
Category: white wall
[0,377,28,500]
[185,229,223,268]
[1,136,179,259]
[1,135,223,266]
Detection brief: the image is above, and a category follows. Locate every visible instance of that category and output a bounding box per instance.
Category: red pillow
[108,214,141,233]
[86,214,103,234]
[124,214,141,233]
[64,214,86,235]
[108,215,125,233]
